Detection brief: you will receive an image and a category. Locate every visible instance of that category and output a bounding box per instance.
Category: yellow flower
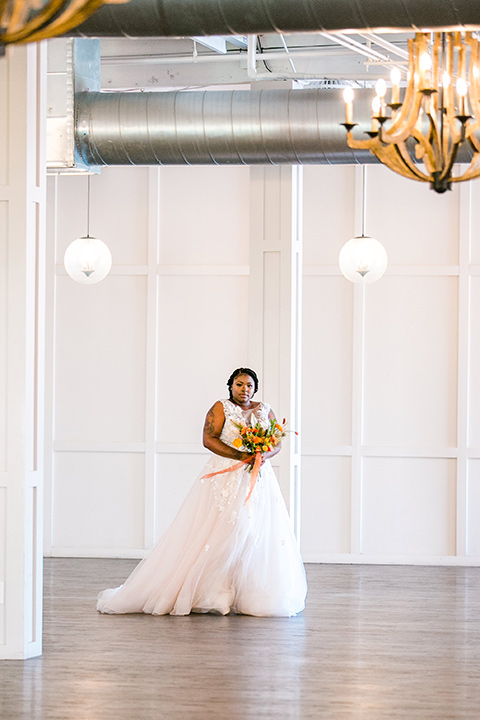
[232,438,243,449]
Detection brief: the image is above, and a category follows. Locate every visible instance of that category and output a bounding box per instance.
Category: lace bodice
[220,399,271,450]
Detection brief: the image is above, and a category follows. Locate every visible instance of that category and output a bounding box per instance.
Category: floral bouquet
[201,418,293,504]
[231,418,287,455]
[230,418,291,503]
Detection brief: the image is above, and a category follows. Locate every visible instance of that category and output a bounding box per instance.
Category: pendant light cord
[86,174,91,238]
[361,164,366,237]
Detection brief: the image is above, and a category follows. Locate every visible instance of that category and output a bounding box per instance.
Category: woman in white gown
[96,368,307,617]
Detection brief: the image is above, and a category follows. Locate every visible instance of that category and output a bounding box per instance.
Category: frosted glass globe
[64,236,112,284]
[339,235,387,284]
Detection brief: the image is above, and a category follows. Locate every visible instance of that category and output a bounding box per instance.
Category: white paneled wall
[1,44,46,659]
[302,164,480,565]
[46,161,480,566]
[46,166,251,557]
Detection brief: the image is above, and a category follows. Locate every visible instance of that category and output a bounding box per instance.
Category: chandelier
[342,32,480,193]
[0,0,128,46]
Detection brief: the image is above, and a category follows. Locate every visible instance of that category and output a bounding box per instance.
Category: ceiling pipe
[69,2,480,168]
[75,89,374,166]
[75,88,474,167]
[69,0,480,37]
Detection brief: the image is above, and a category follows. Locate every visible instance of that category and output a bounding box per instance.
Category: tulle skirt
[96,454,307,617]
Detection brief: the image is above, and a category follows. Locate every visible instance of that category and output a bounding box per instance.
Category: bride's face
[231,374,256,405]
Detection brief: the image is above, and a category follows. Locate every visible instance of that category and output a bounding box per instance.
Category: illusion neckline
[227,399,261,412]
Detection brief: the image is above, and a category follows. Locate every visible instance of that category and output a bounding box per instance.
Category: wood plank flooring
[2,560,480,719]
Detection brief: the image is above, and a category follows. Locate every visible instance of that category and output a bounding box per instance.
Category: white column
[0,43,46,659]
[248,166,303,536]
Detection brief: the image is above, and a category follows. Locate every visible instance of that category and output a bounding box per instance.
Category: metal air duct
[75,88,474,167]
[76,88,381,167]
[70,0,480,37]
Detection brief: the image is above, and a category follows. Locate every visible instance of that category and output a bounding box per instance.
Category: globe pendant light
[339,167,387,284]
[64,175,112,284]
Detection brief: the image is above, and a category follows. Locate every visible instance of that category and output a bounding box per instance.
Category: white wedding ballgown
[96,399,307,617]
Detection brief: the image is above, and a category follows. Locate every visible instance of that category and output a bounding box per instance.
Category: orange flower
[232,438,243,449]
[275,423,283,432]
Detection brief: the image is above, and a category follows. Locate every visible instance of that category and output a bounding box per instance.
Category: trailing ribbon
[201,452,262,505]
[244,452,262,504]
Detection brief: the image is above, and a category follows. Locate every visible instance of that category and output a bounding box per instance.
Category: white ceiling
[98,31,413,91]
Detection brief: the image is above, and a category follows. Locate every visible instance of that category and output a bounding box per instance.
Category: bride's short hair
[227,368,259,398]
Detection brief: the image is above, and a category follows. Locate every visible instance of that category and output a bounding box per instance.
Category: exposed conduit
[75,89,474,167]
[70,0,480,37]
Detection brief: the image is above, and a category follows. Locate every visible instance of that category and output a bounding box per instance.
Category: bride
[96,367,307,617]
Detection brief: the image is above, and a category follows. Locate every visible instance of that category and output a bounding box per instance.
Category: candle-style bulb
[375,78,387,98]
[343,86,354,124]
[456,77,468,97]
[456,77,468,116]
[390,67,401,86]
[420,52,432,72]
[390,67,401,105]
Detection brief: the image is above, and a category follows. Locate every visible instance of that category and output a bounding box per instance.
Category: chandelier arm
[345,131,380,152]
[0,0,38,33]
[374,142,430,182]
[451,153,480,182]
[445,117,463,147]
[458,38,467,91]
[393,148,430,182]
[439,140,461,182]
[410,128,438,174]
[431,33,441,120]
[466,125,480,153]
[441,34,449,162]
[425,104,442,167]
[468,39,480,125]
[1,0,66,39]
[1,0,112,44]
[382,37,423,140]
[1,0,31,33]
[19,0,108,43]
[382,92,427,145]
[443,35,463,148]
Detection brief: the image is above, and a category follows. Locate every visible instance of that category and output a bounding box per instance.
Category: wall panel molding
[301,163,476,566]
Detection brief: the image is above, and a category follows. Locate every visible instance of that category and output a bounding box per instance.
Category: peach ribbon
[201,452,262,505]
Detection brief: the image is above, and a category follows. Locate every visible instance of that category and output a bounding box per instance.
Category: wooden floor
[3,560,480,719]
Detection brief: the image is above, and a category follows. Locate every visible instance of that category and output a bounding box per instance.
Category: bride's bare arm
[202,401,247,460]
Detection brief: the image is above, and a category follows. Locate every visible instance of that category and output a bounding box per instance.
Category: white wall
[45,166,251,556]
[45,161,480,565]
[302,164,477,564]
[0,44,46,659]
